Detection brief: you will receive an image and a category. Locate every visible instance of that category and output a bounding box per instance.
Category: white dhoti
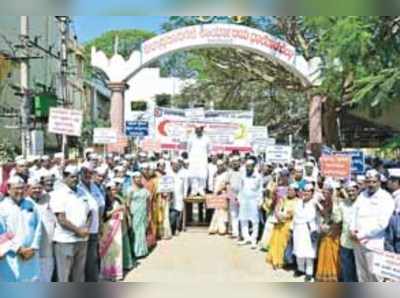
[187,134,209,196]
[39,257,54,282]
[209,208,228,235]
[229,199,240,238]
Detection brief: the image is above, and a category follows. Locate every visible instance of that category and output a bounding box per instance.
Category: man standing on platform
[187,125,210,197]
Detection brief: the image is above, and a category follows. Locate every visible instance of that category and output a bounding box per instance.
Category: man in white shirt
[187,125,210,196]
[77,162,100,282]
[207,154,218,193]
[350,169,395,282]
[238,159,263,249]
[50,165,91,282]
[388,168,400,212]
[226,156,242,239]
[27,177,56,282]
[170,159,188,235]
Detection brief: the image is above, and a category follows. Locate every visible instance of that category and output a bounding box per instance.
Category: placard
[157,176,175,193]
[372,250,400,281]
[48,107,83,137]
[206,194,228,209]
[320,155,351,178]
[93,128,118,144]
[266,145,292,164]
[334,150,365,175]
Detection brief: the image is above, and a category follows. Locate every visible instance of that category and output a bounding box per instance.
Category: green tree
[83,29,156,82]
[161,16,309,141]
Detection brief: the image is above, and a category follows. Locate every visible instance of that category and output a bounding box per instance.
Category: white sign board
[48,108,83,137]
[157,176,175,193]
[250,126,268,153]
[372,250,400,281]
[93,128,118,144]
[266,145,292,164]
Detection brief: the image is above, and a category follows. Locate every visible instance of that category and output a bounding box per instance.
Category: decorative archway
[91,23,322,152]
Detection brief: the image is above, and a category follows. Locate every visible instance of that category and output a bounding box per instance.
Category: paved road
[124,227,301,282]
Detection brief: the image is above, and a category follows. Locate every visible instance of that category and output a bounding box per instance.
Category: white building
[124,67,195,122]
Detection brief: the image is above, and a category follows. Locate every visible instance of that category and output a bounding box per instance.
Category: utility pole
[58,16,70,158]
[20,16,31,157]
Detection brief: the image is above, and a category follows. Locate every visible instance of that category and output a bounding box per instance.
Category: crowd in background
[0,144,399,282]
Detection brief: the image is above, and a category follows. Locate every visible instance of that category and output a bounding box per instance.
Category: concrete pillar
[108,82,128,134]
[309,93,323,158]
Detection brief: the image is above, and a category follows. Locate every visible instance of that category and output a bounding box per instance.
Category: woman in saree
[99,182,124,281]
[129,172,151,258]
[315,182,341,282]
[266,183,298,269]
[140,163,158,250]
[113,178,135,271]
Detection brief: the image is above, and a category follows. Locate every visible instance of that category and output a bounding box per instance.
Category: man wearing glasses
[350,169,394,282]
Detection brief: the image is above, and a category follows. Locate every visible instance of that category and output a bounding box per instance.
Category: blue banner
[125,121,149,137]
[333,150,365,175]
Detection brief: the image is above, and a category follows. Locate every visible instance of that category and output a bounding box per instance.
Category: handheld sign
[372,250,400,281]
[320,155,351,178]
[206,194,228,209]
[334,150,365,175]
[157,176,174,193]
[48,107,83,137]
[266,145,292,164]
[93,128,117,144]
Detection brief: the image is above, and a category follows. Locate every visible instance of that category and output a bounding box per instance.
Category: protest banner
[107,133,128,154]
[93,128,118,144]
[157,176,175,193]
[334,150,365,175]
[206,194,228,209]
[141,137,161,152]
[372,250,400,281]
[154,107,253,152]
[48,107,83,137]
[266,145,292,164]
[320,155,351,178]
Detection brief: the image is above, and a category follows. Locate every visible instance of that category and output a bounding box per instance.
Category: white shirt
[351,188,395,250]
[207,163,217,192]
[49,165,62,181]
[171,170,187,212]
[30,194,56,257]
[214,171,228,194]
[78,182,100,235]
[50,183,90,243]
[187,134,210,179]
[393,189,400,213]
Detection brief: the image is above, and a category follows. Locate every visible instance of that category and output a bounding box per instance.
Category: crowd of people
[0,126,399,282]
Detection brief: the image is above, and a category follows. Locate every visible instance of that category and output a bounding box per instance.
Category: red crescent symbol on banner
[158,120,170,136]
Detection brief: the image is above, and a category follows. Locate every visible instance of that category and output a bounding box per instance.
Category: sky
[73,16,169,43]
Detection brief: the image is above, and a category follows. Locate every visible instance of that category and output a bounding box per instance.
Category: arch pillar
[107,82,129,135]
[308,93,324,158]
[107,82,129,153]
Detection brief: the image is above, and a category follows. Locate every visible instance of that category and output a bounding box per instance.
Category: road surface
[124,227,301,282]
